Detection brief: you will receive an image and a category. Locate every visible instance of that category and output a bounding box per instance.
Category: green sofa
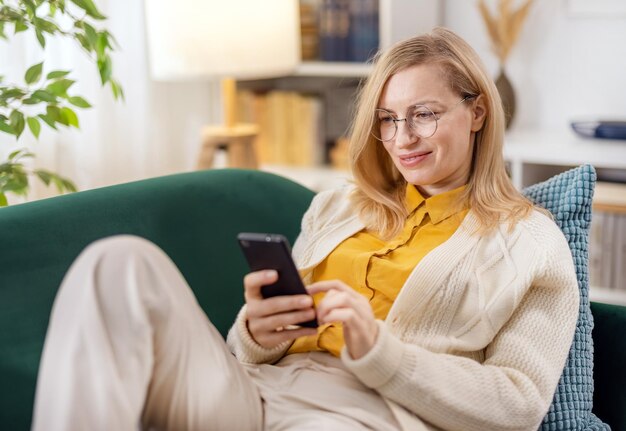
[0,169,624,430]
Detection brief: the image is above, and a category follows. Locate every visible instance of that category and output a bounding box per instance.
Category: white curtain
[0,0,220,203]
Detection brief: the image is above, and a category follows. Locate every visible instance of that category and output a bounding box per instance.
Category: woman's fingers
[310,281,371,322]
[247,308,317,348]
[247,293,313,318]
[306,279,353,295]
[316,290,364,322]
[253,326,318,347]
[247,308,317,334]
[243,270,277,301]
[307,279,378,359]
[243,270,318,349]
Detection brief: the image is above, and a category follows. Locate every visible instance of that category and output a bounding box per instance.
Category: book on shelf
[348,0,379,62]
[615,213,626,292]
[589,208,626,292]
[307,0,380,62]
[589,180,626,292]
[300,0,319,60]
[237,90,324,167]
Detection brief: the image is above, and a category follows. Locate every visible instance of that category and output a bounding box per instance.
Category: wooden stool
[197,123,259,170]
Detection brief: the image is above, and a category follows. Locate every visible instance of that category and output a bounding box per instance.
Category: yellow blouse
[287,184,469,357]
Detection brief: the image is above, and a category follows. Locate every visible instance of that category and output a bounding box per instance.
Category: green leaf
[61,178,77,192]
[2,171,29,195]
[0,119,14,135]
[49,4,57,17]
[0,193,7,207]
[36,29,46,48]
[23,0,37,16]
[46,105,67,125]
[45,79,75,97]
[61,107,79,127]
[24,0,37,18]
[70,0,106,20]
[8,149,24,160]
[3,9,23,21]
[33,17,60,34]
[46,70,71,79]
[51,175,64,193]
[0,88,26,100]
[35,170,52,186]
[68,96,91,108]
[21,97,40,105]
[75,33,91,52]
[27,116,41,138]
[98,55,112,84]
[9,110,25,138]
[110,79,124,101]
[95,31,107,57]
[38,113,57,130]
[25,62,44,84]
[0,22,6,40]
[104,30,119,49]
[14,21,28,34]
[83,22,97,47]
[32,89,57,103]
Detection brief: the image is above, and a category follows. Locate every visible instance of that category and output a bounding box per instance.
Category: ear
[470,94,487,132]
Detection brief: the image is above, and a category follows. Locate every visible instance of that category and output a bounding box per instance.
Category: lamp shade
[144,0,301,81]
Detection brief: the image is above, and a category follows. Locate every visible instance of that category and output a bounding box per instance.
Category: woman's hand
[307,280,379,360]
[244,270,317,349]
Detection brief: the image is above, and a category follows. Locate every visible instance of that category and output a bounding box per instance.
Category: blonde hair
[349,27,536,240]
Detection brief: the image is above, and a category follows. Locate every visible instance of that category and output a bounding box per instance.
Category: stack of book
[589,182,626,292]
[300,0,319,60]
[237,90,324,167]
[301,0,380,63]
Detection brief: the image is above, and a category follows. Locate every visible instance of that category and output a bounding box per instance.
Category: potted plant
[0,0,122,206]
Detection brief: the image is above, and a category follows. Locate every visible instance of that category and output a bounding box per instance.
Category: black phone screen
[237,232,317,328]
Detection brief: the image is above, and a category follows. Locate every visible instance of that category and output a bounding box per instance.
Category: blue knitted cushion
[523,165,609,430]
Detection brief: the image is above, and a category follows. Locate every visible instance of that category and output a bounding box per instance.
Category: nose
[394,119,419,148]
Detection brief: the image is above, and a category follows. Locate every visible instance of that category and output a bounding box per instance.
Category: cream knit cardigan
[227,186,580,431]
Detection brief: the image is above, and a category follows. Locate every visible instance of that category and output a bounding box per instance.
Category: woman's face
[377,64,485,197]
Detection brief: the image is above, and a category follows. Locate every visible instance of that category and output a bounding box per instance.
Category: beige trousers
[31,235,405,431]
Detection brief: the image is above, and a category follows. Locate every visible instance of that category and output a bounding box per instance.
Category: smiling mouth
[400,152,431,162]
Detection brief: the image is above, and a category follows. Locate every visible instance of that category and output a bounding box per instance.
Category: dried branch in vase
[477,0,534,65]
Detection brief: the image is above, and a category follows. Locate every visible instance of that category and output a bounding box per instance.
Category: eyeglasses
[372,95,475,142]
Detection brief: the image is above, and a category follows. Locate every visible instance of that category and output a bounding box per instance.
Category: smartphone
[237,232,317,328]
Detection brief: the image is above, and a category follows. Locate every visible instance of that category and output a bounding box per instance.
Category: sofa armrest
[591,301,626,430]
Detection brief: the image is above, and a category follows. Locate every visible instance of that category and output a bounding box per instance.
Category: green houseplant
[0,0,122,206]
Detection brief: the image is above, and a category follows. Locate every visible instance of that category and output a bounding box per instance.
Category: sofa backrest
[0,169,315,430]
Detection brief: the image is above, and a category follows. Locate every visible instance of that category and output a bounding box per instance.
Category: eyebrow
[378,99,443,112]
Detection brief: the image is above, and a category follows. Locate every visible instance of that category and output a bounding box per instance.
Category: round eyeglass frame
[371,95,475,142]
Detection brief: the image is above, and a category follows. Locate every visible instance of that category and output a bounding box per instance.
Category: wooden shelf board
[294,62,372,78]
[593,181,626,213]
[590,286,626,306]
[504,130,626,170]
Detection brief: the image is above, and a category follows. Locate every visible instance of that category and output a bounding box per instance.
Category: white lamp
[144,0,301,168]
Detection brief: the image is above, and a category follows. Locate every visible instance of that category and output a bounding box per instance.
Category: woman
[33,28,579,431]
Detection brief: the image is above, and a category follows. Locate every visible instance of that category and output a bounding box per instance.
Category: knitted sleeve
[342,231,580,431]
[225,306,291,364]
